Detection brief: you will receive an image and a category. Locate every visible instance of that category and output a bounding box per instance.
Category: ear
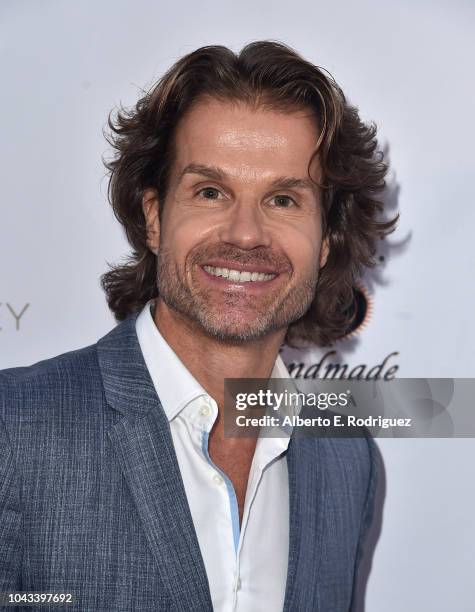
[319,237,329,269]
[142,187,160,255]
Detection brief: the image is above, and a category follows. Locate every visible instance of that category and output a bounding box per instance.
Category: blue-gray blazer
[0,314,378,611]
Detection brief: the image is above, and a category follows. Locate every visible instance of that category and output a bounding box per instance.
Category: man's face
[143,96,328,343]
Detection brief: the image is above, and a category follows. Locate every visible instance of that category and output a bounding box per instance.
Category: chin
[197,314,281,344]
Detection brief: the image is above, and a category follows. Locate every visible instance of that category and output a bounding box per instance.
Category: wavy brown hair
[102,40,398,347]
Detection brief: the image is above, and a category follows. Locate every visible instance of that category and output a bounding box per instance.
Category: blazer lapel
[97,315,213,612]
[283,436,326,611]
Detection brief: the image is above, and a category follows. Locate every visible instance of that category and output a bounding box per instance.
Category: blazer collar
[97,312,160,418]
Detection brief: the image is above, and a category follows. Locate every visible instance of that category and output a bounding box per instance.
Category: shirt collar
[135,300,291,422]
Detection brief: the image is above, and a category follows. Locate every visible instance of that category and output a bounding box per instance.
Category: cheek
[279,222,322,272]
[161,210,214,264]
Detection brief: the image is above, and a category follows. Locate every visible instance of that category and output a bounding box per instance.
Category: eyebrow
[179,163,319,194]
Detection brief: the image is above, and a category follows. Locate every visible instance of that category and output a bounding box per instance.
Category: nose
[217,199,272,250]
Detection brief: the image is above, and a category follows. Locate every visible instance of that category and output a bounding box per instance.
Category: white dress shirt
[135,300,294,612]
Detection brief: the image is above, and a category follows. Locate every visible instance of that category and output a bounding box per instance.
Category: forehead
[171,97,321,181]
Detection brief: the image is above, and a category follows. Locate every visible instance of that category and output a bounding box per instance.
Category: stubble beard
[156,246,319,344]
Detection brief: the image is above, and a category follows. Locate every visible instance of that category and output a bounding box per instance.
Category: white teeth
[203,265,276,282]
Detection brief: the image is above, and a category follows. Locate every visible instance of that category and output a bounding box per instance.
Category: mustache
[190,244,293,271]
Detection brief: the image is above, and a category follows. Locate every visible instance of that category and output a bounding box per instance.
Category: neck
[152,299,286,408]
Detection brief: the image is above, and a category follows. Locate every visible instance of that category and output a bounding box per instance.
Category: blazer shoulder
[0,341,99,384]
[0,342,103,425]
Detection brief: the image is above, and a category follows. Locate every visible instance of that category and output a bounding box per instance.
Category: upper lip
[201,259,283,275]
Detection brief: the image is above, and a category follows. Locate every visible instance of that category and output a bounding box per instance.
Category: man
[0,41,396,611]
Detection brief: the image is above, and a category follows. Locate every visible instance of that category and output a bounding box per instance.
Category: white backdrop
[1,1,474,610]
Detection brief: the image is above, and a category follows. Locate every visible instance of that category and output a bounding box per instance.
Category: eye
[197,187,222,200]
[271,195,296,208]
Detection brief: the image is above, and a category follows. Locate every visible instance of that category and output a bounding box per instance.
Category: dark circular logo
[341,284,373,339]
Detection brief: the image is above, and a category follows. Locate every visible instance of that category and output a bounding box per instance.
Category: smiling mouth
[202,265,277,283]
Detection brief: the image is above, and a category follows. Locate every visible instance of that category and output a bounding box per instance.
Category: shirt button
[236,577,242,590]
[199,406,210,417]
[212,474,224,486]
